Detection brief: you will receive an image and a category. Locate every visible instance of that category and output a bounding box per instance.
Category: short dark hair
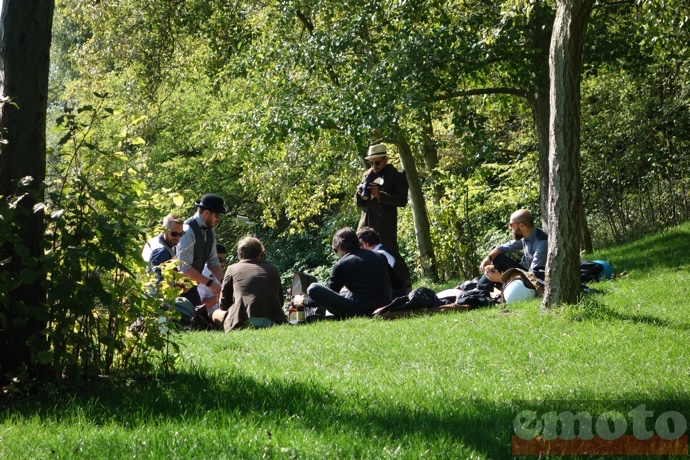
[332,227,360,254]
[356,226,381,246]
[237,237,264,260]
[216,244,227,255]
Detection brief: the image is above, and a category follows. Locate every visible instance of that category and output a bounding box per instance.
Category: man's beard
[513,229,524,240]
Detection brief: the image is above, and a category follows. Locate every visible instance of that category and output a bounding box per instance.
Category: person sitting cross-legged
[306,227,392,319]
[212,237,287,332]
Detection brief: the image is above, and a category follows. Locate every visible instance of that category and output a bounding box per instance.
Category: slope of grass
[2,223,690,458]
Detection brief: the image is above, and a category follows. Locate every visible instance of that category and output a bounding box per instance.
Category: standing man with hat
[355,143,409,254]
[177,193,227,305]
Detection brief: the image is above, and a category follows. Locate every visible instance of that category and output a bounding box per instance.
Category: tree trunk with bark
[525,1,593,252]
[542,0,594,309]
[0,0,54,382]
[395,135,437,280]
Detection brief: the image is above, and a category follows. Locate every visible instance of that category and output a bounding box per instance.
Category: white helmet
[503,279,536,304]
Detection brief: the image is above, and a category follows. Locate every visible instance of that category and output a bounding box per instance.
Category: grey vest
[185,217,214,273]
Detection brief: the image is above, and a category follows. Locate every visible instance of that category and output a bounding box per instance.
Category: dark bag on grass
[580,260,605,283]
[375,287,440,315]
[454,289,497,309]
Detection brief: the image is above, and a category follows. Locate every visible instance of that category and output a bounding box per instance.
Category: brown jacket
[219,259,286,331]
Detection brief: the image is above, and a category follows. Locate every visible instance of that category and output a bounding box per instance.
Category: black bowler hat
[194,194,227,214]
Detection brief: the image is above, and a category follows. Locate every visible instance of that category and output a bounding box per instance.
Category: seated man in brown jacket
[212,237,287,332]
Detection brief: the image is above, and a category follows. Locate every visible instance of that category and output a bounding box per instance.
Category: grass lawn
[2,223,690,459]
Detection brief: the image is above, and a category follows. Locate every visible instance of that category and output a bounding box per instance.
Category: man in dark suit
[357,226,412,298]
[307,227,392,318]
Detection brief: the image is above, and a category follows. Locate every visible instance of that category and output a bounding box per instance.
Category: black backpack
[375,287,440,315]
[580,260,605,283]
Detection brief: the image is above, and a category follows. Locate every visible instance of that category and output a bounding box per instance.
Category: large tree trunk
[542,0,594,309]
[395,136,437,280]
[527,1,593,250]
[0,0,54,382]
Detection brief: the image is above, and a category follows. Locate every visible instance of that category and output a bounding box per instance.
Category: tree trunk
[527,0,592,245]
[542,0,594,309]
[395,135,437,280]
[420,109,443,205]
[525,0,554,229]
[531,91,551,228]
[0,0,54,382]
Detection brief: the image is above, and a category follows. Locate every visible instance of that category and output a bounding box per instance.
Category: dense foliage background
[1,0,688,383]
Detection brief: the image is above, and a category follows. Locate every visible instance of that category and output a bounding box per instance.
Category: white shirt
[374,243,396,267]
[196,264,220,315]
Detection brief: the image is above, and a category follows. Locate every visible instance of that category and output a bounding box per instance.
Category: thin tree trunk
[525,0,553,228]
[542,0,594,309]
[0,0,54,382]
[420,109,443,205]
[395,135,437,280]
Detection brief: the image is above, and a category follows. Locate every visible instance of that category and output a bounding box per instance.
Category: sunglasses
[169,231,185,237]
[218,257,226,264]
[213,212,222,218]
[369,160,384,167]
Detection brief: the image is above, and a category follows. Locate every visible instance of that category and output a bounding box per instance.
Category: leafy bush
[1,98,188,386]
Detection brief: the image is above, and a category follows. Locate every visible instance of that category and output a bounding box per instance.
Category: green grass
[3,223,690,459]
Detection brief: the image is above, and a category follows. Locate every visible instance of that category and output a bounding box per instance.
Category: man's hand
[480,256,493,271]
[368,183,381,200]
[483,265,502,282]
[208,279,222,296]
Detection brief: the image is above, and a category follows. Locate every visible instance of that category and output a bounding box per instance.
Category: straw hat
[365,143,388,160]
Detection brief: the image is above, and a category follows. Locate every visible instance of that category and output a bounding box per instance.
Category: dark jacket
[355,164,408,253]
[382,244,412,298]
[328,248,392,311]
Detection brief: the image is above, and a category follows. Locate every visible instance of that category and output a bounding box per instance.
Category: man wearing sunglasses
[355,143,409,255]
[177,193,227,305]
[142,213,185,279]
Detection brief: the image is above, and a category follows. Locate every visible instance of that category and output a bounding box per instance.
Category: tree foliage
[2,0,686,384]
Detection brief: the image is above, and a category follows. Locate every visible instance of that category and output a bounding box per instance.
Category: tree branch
[597,0,635,6]
[432,87,528,103]
[295,10,340,86]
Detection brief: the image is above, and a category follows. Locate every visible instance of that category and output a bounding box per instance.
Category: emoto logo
[511,404,689,456]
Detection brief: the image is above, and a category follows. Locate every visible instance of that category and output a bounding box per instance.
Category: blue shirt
[496,227,548,271]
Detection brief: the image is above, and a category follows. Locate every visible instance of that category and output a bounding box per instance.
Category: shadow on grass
[4,373,690,458]
[563,296,690,331]
[601,228,690,274]
[2,371,514,457]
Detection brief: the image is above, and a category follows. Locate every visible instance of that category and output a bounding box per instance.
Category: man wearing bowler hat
[177,194,227,304]
[355,143,409,254]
